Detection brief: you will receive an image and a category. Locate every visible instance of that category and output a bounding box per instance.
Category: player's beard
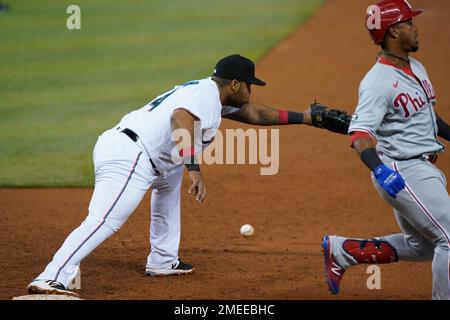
[401,40,419,53]
[224,93,248,108]
[410,38,420,52]
[410,45,419,52]
[409,34,420,52]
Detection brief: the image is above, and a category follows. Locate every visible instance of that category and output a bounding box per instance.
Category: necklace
[380,50,410,64]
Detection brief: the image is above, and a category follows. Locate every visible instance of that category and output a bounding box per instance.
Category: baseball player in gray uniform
[322,0,450,300]
[27,54,350,297]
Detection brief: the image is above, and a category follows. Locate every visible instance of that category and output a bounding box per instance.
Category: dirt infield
[1,0,449,300]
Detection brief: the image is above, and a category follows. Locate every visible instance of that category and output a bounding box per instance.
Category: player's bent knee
[434,238,450,252]
[406,236,434,258]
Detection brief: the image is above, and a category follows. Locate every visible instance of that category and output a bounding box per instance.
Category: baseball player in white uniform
[322,0,450,299]
[27,54,352,297]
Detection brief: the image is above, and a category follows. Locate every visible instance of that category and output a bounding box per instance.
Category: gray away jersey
[349,56,445,160]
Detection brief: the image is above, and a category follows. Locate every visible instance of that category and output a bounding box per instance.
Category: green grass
[0,0,324,187]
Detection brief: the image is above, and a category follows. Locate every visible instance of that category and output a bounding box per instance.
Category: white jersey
[115,77,237,173]
[349,56,445,160]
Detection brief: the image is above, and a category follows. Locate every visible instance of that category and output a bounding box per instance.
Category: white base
[12,294,83,300]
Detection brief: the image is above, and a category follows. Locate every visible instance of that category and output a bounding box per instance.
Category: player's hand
[373,164,406,198]
[188,171,207,203]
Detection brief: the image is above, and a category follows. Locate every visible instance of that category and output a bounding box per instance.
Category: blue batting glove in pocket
[373,164,406,198]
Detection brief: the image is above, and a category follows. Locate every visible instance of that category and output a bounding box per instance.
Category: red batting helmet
[366,0,423,44]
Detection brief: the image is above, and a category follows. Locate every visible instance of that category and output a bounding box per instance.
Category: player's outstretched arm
[352,136,405,198]
[222,102,309,126]
[170,108,207,203]
[436,113,450,141]
[222,101,351,135]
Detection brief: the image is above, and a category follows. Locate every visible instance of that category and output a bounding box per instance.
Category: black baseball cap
[212,54,266,86]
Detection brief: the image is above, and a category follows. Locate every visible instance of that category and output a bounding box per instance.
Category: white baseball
[240,224,254,237]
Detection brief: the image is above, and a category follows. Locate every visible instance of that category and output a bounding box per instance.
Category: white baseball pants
[36,129,184,287]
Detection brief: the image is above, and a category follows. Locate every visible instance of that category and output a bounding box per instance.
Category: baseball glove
[309,101,351,135]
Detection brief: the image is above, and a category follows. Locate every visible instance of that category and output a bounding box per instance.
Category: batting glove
[373,164,406,198]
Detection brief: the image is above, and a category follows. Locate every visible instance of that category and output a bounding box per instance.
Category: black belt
[378,151,439,164]
[119,127,160,175]
[409,153,439,164]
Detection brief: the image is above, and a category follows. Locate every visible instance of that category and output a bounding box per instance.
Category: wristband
[180,147,200,171]
[361,148,383,171]
[277,110,304,125]
[179,147,195,157]
[185,163,200,172]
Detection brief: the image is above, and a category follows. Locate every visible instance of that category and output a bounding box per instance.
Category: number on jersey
[148,80,199,111]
